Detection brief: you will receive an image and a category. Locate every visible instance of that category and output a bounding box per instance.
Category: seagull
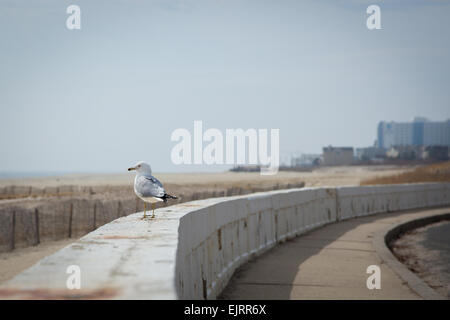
[128,161,178,219]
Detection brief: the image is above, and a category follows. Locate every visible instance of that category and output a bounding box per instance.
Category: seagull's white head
[128,161,152,175]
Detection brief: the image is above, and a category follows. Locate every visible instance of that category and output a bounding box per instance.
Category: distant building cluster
[377,117,450,149]
[286,117,450,169]
[371,117,450,162]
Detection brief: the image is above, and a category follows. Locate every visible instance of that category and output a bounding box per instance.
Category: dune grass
[361,161,450,185]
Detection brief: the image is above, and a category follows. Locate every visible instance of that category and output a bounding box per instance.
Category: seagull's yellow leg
[142,202,147,219]
[151,202,155,219]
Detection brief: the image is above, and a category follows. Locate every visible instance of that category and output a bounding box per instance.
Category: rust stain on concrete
[97,235,150,240]
[0,287,119,300]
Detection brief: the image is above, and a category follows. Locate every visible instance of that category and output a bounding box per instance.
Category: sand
[0,165,411,189]
[391,221,450,298]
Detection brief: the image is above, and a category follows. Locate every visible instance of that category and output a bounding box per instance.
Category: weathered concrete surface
[0,203,192,299]
[0,238,76,286]
[220,207,450,300]
[0,183,449,299]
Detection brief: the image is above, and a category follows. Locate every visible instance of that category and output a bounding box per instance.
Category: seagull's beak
[128,167,136,171]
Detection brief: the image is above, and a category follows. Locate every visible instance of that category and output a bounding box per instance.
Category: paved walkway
[220,207,450,300]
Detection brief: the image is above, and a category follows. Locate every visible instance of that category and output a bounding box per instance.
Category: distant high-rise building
[377,117,450,149]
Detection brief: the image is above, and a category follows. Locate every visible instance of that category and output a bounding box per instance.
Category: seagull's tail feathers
[161,193,178,203]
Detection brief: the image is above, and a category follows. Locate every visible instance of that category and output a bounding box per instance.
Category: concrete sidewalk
[220,207,450,300]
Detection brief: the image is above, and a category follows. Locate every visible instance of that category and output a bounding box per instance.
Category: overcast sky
[1,0,449,174]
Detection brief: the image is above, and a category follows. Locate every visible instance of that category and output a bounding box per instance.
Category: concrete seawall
[1,183,449,299]
[0,182,304,253]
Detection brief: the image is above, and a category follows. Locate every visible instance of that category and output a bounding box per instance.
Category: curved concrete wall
[337,183,450,220]
[1,183,449,299]
[175,187,337,299]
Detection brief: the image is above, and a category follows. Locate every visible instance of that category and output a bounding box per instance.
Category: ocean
[0,171,70,179]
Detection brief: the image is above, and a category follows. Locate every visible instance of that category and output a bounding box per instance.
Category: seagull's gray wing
[135,174,165,198]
